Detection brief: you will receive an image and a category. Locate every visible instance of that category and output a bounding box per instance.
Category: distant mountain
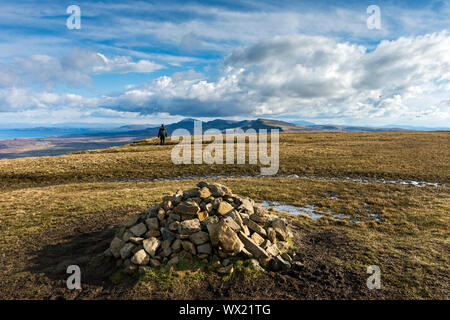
[382,124,450,131]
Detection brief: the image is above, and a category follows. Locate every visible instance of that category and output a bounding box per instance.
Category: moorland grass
[0,131,448,190]
[0,131,448,299]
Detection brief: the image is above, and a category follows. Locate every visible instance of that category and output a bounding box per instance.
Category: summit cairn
[106,182,294,274]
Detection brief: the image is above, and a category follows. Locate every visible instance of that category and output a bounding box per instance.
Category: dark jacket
[158,127,167,138]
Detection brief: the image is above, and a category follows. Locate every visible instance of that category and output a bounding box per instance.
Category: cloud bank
[93,31,450,123]
[0,32,449,125]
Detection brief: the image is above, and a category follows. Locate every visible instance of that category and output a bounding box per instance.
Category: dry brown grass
[0,176,448,299]
[0,131,448,299]
[0,131,448,190]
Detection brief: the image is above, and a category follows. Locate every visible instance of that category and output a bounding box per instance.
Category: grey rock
[171,239,182,252]
[122,231,133,242]
[174,200,200,216]
[197,242,212,255]
[120,215,139,228]
[167,256,180,265]
[266,243,280,257]
[217,201,234,215]
[250,232,265,246]
[207,183,231,197]
[149,258,161,267]
[168,213,181,222]
[199,187,211,199]
[237,232,269,259]
[168,220,180,231]
[156,208,165,221]
[267,227,277,243]
[161,239,172,250]
[292,261,304,271]
[216,221,244,254]
[145,217,159,230]
[237,197,254,214]
[271,219,289,240]
[244,218,267,237]
[160,227,176,242]
[129,237,144,244]
[138,266,151,274]
[129,223,147,237]
[131,249,150,265]
[110,237,125,258]
[119,243,136,259]
[143,237,160,256]
[189,231,210,245]
[271,255,291,271]
[159,246,172,258]
[123,264,137,274]
[182,240,197,255]
[178,218,201,235]
[183,188,200,199]
[223,215,241,232]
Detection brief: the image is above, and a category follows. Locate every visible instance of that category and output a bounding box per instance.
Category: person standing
[158,124,168,145]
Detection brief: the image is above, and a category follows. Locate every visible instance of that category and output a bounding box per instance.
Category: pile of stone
[106,182,295,275]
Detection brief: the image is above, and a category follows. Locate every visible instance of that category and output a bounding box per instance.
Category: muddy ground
[0,206,389,300]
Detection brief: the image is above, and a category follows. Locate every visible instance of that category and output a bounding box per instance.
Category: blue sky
[0,0,449,127]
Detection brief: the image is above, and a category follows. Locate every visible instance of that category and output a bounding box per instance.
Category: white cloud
[0,87,99,112]
[0,48,165,89]
[92,31,449,123]
[1,32,449,126]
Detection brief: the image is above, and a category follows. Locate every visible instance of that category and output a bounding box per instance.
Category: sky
[0,0,449,128]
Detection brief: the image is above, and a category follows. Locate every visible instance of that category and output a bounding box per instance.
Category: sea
[0,129,95,140]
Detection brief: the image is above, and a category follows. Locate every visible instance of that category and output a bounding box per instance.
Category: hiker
[158,124,168,145]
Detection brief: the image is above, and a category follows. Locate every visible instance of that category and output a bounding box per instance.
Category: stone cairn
[106,182,295,275]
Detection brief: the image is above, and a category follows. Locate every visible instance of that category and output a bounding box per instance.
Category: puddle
[260,201,324,220]
[260,200,381,223]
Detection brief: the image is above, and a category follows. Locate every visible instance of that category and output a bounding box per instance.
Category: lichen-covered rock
[178,218,201,235]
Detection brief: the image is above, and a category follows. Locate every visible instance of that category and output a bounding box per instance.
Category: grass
[0,131,448,299]
[0,132,448,190]
[234,260,260,282]
[135,258,206,291]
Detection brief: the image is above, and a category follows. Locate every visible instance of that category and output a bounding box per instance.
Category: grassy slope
[0,131,448,190]
[0,132,449,299]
